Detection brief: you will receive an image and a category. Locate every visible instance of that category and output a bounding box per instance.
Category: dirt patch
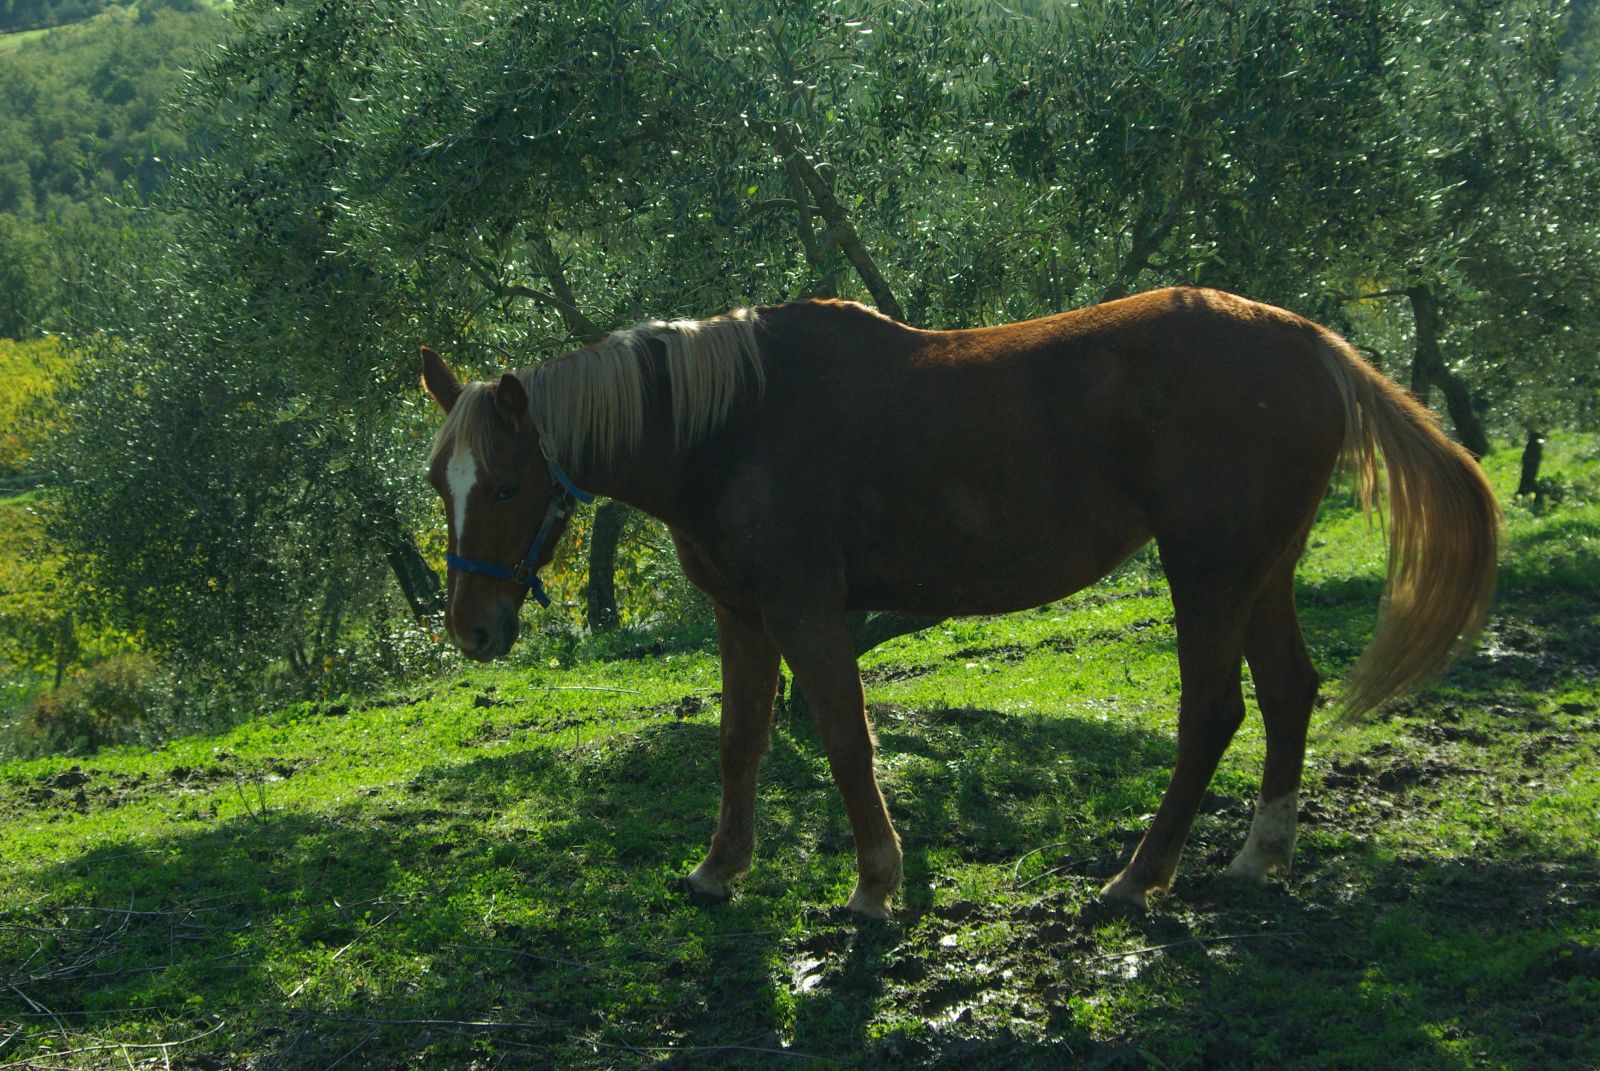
[949,642,1030,664]
[647,693,718,720]
[863,663,937,684]
[11,758,301,818]
[361,692,432,710]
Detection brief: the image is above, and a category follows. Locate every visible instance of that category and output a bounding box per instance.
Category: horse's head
[421,347,576,661]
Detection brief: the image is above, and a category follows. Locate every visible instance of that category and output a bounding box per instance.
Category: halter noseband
[445,455,595,608]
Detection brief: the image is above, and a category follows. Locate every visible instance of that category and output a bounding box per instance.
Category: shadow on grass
[7,686,1596,1069]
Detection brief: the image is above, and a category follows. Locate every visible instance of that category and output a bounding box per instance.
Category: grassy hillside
[1,439,1597,1069]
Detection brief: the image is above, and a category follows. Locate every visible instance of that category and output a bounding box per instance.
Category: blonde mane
[429,309,765,469]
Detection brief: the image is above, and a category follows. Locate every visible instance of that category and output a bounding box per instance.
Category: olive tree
[51,0,1600,693]
[1359,0,1600,452]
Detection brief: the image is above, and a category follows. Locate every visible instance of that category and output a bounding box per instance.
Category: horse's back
[718,291,1347,614]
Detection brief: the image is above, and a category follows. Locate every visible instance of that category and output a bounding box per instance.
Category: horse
[420,287,1499,917]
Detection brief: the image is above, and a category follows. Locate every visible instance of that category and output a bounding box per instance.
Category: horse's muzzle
[452,599,520,661]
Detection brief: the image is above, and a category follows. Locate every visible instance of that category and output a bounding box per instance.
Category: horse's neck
[565,430,684,523]
[540,324,763,525]
[549,355,692,524]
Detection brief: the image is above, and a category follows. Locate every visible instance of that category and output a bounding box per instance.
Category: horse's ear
[421,346,461,413]
[493,373,530,430]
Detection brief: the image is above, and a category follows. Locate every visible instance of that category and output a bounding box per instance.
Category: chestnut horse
[421,287,1499,916]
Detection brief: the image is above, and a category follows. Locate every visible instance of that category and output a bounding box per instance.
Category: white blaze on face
[445,446,478,543]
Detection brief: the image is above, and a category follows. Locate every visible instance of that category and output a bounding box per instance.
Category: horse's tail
[1311,328,1501,720]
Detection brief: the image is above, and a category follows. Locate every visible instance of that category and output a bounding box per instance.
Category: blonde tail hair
[1312,329,1502,720]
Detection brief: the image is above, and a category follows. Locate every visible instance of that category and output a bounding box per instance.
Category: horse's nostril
[472,628,491,652]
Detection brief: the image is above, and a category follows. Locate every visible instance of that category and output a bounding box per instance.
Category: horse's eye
[494,485,518,501]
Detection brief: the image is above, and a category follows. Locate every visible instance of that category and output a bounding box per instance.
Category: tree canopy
[33,0,1600,696]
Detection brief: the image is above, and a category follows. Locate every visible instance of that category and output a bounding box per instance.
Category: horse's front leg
[685,601,781,902]
[761,607,903,918]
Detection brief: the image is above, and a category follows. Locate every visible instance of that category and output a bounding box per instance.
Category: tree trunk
[1517,430,1546,497]
[1408,343,1430,402]
[771,124,907,323]
[347,486,444,620]
[53,613,77,689]
[1406,286,1492,457]
[586,500,626,631]
[784,155,838,298]
[382,536,444,621]
[1099,145,1198,304]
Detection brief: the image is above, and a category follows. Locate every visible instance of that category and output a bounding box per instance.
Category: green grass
[2,438,1598,1069]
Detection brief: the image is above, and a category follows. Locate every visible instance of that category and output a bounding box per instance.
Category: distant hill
[2,0,136,36]
[0,0,228,337]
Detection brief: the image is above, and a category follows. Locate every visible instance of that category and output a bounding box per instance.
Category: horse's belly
[843,509,1151,616]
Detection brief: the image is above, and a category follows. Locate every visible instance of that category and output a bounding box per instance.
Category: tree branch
[460,247,607,346]
[744,197,802,218]
[782,154,837,297]
[770,123,906,322]
[528,231,609,344]
[1100,146,1200,304]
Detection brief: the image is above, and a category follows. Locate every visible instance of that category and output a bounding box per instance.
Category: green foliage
[0,496,68,679]
[0,334,68,477]
[50,289,424,681]
[541,508,715,632]
[49,0,1600,709]
[0,216,56,339]
[0,492,139,742]
[1374,0,1600,431]
[8,652,163,756]
[0,0,120,34]
[0,4,214,209]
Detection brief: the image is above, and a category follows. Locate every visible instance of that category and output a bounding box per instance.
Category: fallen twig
[0,1019,226,1068]
[7,982,69,1044]
[285,908,400,999]
[287,1012,561,1032]
[1015,859,1091,891]
[1010,841,1077,885]
[534,685,643,695]
[321,1030,378,1071]
[1085,930,1304,963]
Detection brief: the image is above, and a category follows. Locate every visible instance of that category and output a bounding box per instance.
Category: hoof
[1222,855,1280,887]
[1095,872,1152,916]
[681,864,733,905]
[1227,794,1298,887]
[845,885,893,920]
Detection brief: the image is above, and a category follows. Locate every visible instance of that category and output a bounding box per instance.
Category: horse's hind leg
[1100,553,1256,911]
[1226,563,1319,885]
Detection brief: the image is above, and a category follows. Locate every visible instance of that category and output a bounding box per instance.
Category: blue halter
[445,456,595,608]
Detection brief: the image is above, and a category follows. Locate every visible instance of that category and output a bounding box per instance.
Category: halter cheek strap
[445,458,596,608]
